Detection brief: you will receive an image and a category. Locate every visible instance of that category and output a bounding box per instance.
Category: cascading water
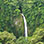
[21,13,28,39]
[18,5,28,39]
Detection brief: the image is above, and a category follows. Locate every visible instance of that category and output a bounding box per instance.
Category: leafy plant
[0,31,16,44]
[29,28,44,44]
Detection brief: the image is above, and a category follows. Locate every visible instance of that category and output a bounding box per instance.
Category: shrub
[29,28,44,44]
[16,36,30,44]
[0,31,16,44]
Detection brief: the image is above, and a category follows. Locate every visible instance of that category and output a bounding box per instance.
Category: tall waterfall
[21,13,28,38]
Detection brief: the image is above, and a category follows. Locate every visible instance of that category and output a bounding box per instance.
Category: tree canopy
[0,0,44,44]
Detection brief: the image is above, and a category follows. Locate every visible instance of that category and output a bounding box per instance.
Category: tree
[28,28,44,44]
[16,36,30,44]
[0,0,24,38]
[22,0,44,36]
[0,31,16,44]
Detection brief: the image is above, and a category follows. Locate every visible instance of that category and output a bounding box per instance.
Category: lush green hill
[0,0,44,44]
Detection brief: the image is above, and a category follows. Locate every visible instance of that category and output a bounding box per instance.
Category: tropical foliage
[0,0,44,44]
[0,31,16,44]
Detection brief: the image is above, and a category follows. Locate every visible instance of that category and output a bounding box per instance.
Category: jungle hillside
[0,0,44,44]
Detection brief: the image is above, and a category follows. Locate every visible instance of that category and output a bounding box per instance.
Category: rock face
[13,14,24,38]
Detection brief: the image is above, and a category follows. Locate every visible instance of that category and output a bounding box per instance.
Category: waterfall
[21,13,28,38]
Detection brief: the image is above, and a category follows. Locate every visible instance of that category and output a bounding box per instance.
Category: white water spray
[21,13,28,39]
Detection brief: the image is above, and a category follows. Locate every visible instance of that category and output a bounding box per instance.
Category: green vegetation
[29,28,44,44]
[16,28,44,44]
[22,0,44,36]
[0,31,16,44]
[0,0,44,44]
